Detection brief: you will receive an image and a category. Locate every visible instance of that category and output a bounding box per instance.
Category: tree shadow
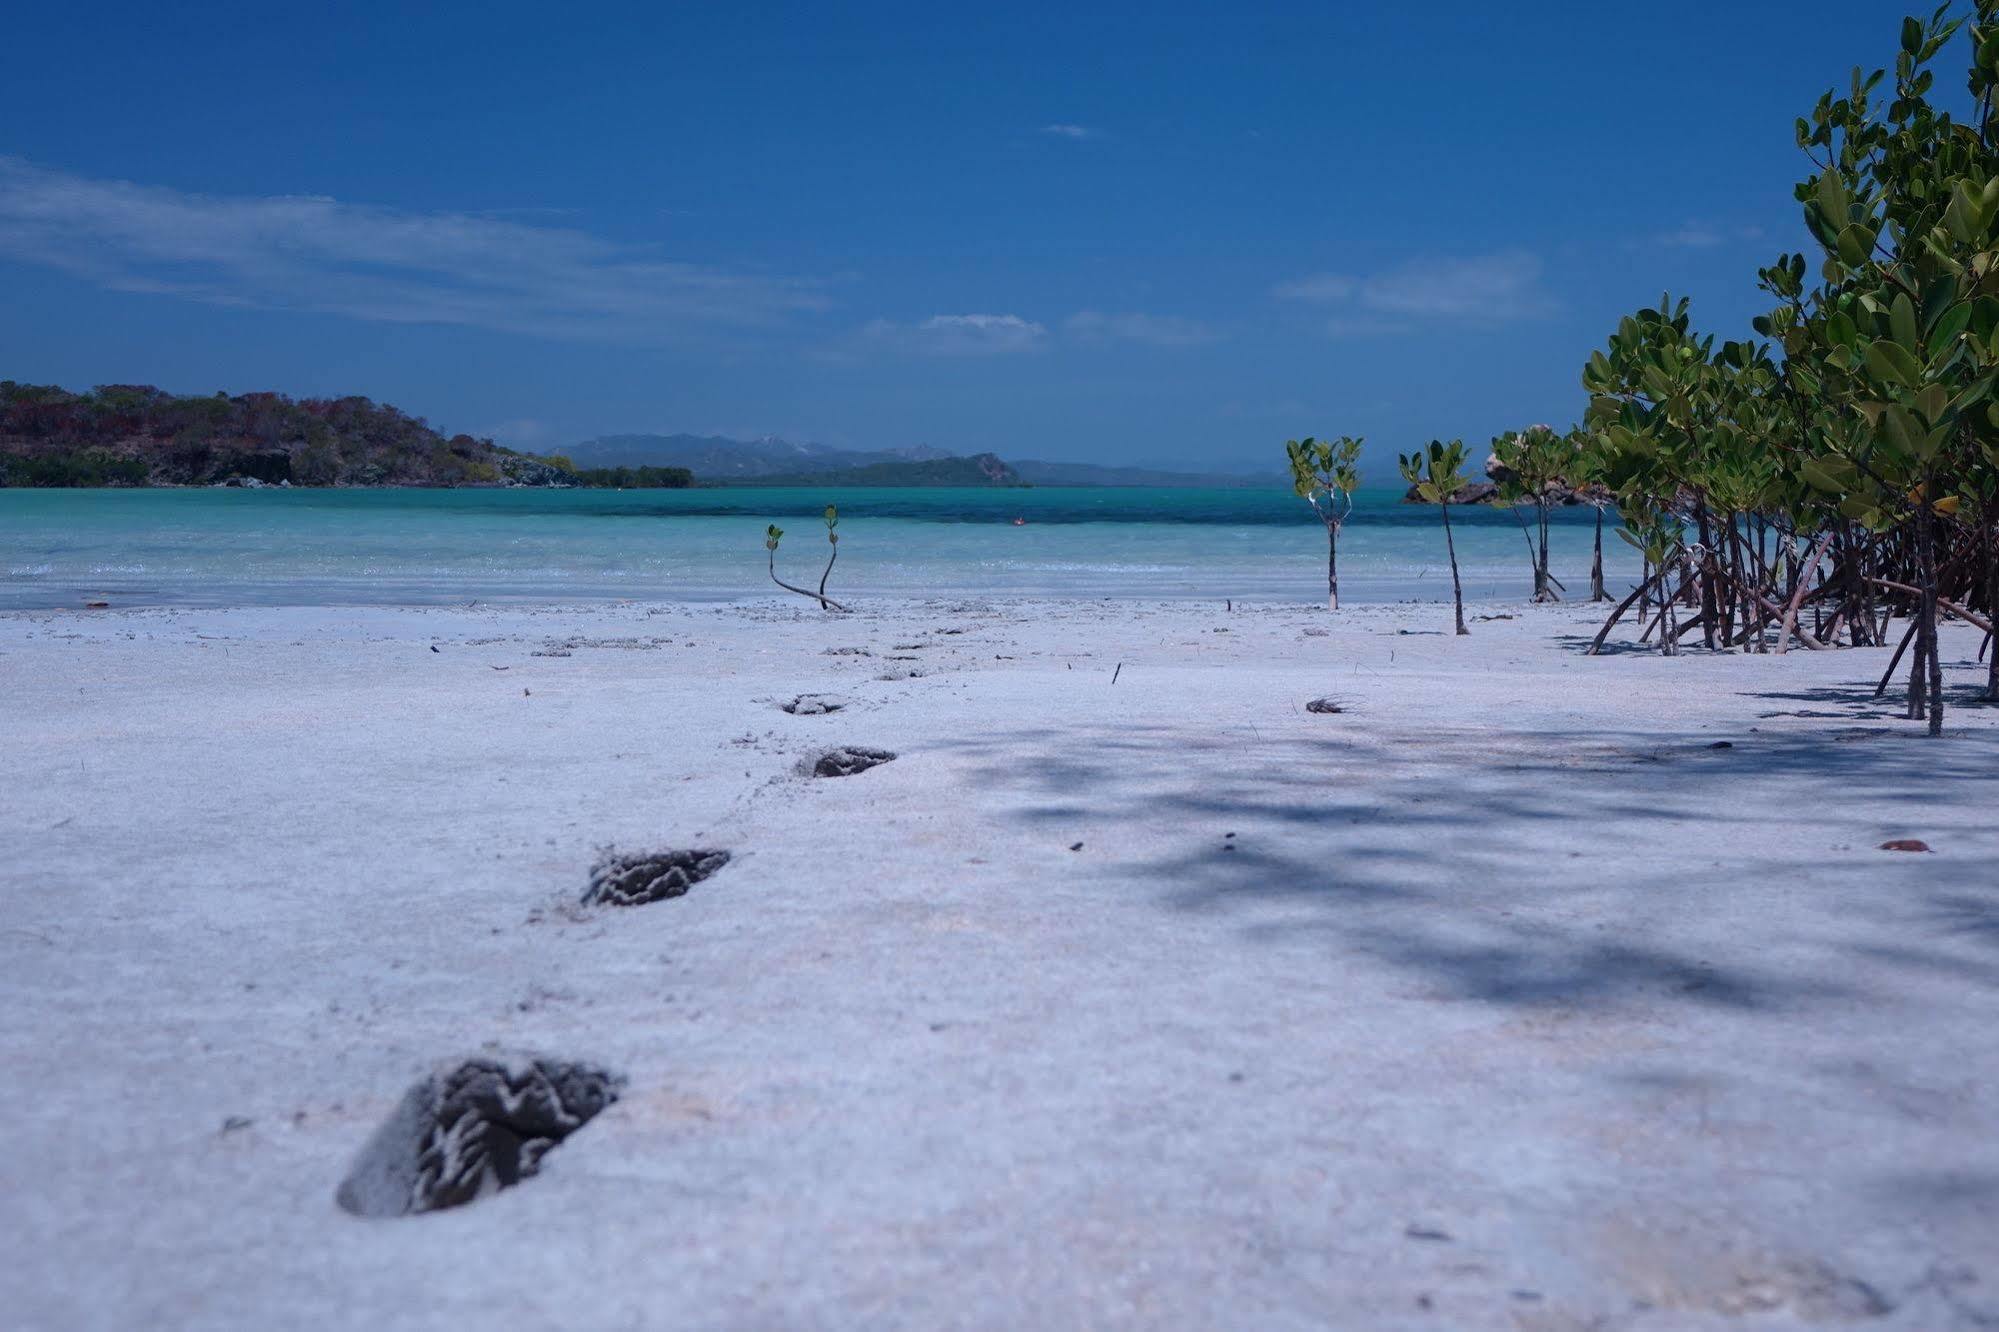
[935,714,1999,1018]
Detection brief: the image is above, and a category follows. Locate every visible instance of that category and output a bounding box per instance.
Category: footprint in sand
[806,746,896,777]
[336,1055,622,1218]
[781,694,849,715]
[583,848,733,906]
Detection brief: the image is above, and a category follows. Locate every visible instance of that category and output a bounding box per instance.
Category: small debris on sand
[809,747,896,778]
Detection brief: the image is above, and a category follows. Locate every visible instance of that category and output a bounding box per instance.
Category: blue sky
[0,1,1939,474]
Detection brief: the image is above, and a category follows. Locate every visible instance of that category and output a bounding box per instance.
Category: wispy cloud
[0,156,828,341]
[1273,251,1556,327]
[854,313,1048,356]
[1652,221,1766,249]
[1039,123,1103,140]
[1322,316,1412,340]
[1064,310,1220,348]
[1270,273,1356,304]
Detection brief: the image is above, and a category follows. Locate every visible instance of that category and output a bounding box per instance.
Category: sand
[2,595,1997,1330]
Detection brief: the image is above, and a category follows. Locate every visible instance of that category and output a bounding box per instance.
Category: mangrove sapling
[1284,435,1364,609]
[1574,438,1614,603]
[818,505,841,605]
[765,523,850,612]
[1399,440,1472,636]
[1491,426,1569,602]
[1597,508,1686,656]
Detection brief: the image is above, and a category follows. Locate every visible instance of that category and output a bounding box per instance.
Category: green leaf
[1903,15,1923,54]
[1890,291,1920,352]
[1926,301,1972,359]
[1864,339,1922,387]
[1883,403,1921,454]
[1946,182,1983,243]
[1815,170,1851,226]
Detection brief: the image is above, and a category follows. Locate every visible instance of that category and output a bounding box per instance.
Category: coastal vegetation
[0,381,571,488]
[818,505,843,605]
[567,433,1281,488]
[1490,426,1572,602]
[1315,5,1999,736]
[559,464,693,489]
[1563,1,1999,733]
[1284,435,1363,609]
[724,453,1020,488]
[764,517,849,612]
[1399,440,1473,635]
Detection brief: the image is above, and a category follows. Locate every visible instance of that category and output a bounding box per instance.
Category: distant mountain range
[561,434,957,479]
[1009,458,1280,489]
[560,433,1282,489]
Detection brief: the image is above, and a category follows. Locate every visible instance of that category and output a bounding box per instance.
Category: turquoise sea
[0,486,1638,609]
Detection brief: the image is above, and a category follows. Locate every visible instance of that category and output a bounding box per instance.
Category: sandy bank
[2,596,1996,1329]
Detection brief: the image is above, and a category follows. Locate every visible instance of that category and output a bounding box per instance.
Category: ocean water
[0,486,1639,609]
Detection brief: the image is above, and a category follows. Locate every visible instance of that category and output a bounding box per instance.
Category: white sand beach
[4,597,1997,1329]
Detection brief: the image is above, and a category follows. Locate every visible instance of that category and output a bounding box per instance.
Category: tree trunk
[1988,517,1998,701]
[1659,558,1679,657]
[1536,502,1554,602]
[1695,504,1716,648]
[818,542,839,604]
[1512,504,1542,599]
[1442,503,1468,636]
[1588,560,1671,654]
[770,549,847,612]
[1326,522,1340,611]
[1919,483,1943,736]
[1590,508,1607,602]
[1775,531,1835,655]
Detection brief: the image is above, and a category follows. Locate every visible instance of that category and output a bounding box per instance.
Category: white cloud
[856,312,1048,356]
[0,156,828,341]
[1040,124,1102,140]
[1273,251,1555,326]
[1065,310,1220,348]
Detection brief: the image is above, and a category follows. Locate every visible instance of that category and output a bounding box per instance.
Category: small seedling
[1284,435,1363,610]
[765,517,850,612]
[1398,440,1472,636]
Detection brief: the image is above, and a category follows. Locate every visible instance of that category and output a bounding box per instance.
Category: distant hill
[730,453,1019,487]
[564,433,954,479]
[1,381,573,487]
[1010,458,1285,489]
[566,432,1278,488]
